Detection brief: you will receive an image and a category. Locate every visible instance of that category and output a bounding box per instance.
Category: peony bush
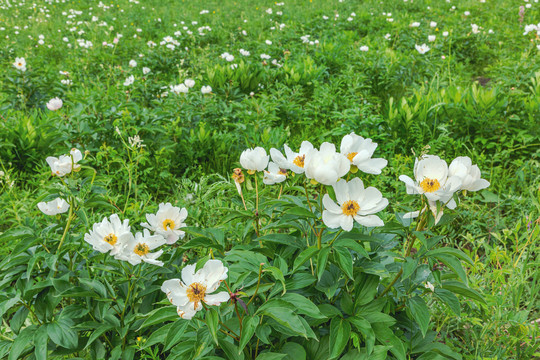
[0,133,491,359]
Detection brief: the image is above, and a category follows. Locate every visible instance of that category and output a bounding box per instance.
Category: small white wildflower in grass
[123,75,134,86]
[201,85,212,94]
[428,35,436,42]
[143,67,150,74]
[360,45,369,52]
[13,57,26,72]
[129,59,137,67]
[184,79,195,88]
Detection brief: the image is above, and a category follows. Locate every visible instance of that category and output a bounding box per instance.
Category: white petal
[204,291,230,306]
[322,211,343,229]
[354,214,384,227]
[323,194,342,214]
[340,215,354,231]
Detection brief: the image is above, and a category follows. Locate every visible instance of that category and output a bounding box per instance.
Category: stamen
[163,219,175,230]
[104,233,117,245]
[134,243,149,256]
[293,155,305,168]
[346,152,358,162]
[420,178,441,193]
[341,200,360,216]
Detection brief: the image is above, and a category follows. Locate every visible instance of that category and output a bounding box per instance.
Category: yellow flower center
[186,282,207,310]
[104,233,117,245]
[341,200,360,216]
[420,178,441,193]
[346,152,358,162]
[163,219,175,230]
[293,155,305,168]
[134,243,149,256]
[278,168,287,176]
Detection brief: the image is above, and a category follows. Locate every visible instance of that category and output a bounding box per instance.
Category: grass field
[0,0,539,359]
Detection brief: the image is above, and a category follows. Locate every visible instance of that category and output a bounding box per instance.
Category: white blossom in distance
[322,178,388,231]
[123,75,135,86]
[263,162,287,185]
[161,260,230,319]
[141,203,188,244]
[340,133,387,175]
[37,198,70,215]
[46,148,83,177]
[129,59,137,67]
[184,79,195,88]
[13,57,26,72]
[84,214,132,255]
[415,43,430,54]
[115,229,167,266]
[270,141,314,174]
[240,147,269,173]
[359,45,369,52]
[201,85,212,94]
[46,97,63,111]
[448,156,490,192]
[304,142,350,185]
[143,67,151,74]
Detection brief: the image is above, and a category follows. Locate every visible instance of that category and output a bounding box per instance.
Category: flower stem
[247,263,264,306]
[56,196,75,255]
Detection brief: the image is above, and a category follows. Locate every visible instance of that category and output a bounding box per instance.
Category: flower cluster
[83,203,188,266]
[399,155,490,223]
[239,132,389,231]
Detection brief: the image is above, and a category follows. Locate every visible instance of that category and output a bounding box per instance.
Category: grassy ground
[0,0,539,358]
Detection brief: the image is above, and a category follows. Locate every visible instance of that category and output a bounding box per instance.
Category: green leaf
[0,296,21,319]
[434,288,461,316]
[442,281,486,304]
[264,266,287,295]
[218,338,244,360]
[281,293,326,319]
[332,238,369,259]
[137,306,178,330]
[238,316,259,354]
[164,320,190,351]
[329,317,351,359]
[431,254,468,284]
[292,247,319,273]
[256,353,288,360]
[333,247,354,280]
[407,296,430,338]
[317,247,331,281]
[9,325,36,360]
[47,319,78,349]
[33,325,48,360]
[282,342,307,360]
[426,247,474,266]
[257,234,303,248]
[285,206,317,218]
[206,308,220,346]
[257,307,307,338]
[84,323,114,349]
[348,316,375,355]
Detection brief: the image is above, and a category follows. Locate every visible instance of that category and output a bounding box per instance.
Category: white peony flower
[430,21,437,28]
[263,162,287,185]
[399,155,462,222]
[184,79,195,88]
[270,141,314,174]
[240,147,269,173]
[359,45,369,52]
[415,43,430,54]
[37,198,69,215]
[304,143,350,185]
[471,24,480,34]
[201,85,212,94]
[410,22,421,27]
[129,59,137,67]
[84,214,132,255]
[13,57,26,72]
[142,67,151,74]
[46,97,63,111]
[46,148,83,177]
[428,35,436,42]
[115,229,167,266]
[339,133,387,175]
[141,203,188,244]
[161,260,230,320]
[322,178,388,231]
[448,156,490,192]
